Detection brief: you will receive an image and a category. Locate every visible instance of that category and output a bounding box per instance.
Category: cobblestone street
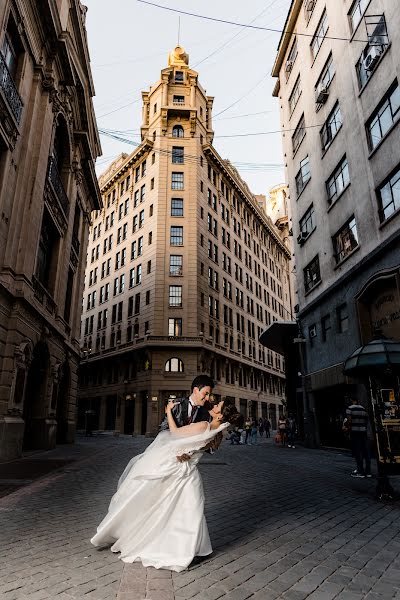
[1,434,400,600]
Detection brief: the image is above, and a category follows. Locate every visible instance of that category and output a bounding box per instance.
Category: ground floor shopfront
[77,341,286,436]
[299,247,400,448]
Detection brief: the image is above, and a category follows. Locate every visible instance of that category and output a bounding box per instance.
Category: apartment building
[272,0,400,445]
[78,46,293,435]
[0,1,101,460]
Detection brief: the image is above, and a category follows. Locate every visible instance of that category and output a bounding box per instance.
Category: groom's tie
[187,403,198,425]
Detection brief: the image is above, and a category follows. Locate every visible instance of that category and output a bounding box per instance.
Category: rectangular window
[171,198,183,216]
[140,184,145,202]
[138,236,143,256]
[349,0,369,32]
[170,226,183,246]
[168,317,182,336]
[173,95,185,104]
[131,240,137,260]
[311,10,328,60]
[299,204,315,237]
[134,293,141,315]
[333,216,359,263]
[315,53,335,101]
[377,164,400,222]
[367,83,400,151]
[134,190,139,207]
[295,156,311,195]
[356,16,388,90]
[169,285,182,307]
[337,304,349,333]
[172,146,184,164]
[175,70,184,83]
[292,114,306,154]
[171,172,184,190]
[326,156,350,205]
[289,76,301,115]
[136,265,142,285]
[304,255,321,293]
[320,103,342,152]
[285,37,298,80]
[169,255,183,276]
[321,314,331,342]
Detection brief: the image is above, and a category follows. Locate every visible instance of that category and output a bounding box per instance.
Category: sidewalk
[0,434,400,600]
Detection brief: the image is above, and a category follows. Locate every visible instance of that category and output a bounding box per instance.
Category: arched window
[165,358,184,372]
[172,125,184,138]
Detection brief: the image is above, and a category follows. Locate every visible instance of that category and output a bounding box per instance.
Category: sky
[84,0,293,195]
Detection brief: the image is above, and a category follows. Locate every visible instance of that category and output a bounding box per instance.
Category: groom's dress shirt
[159,397,209,431]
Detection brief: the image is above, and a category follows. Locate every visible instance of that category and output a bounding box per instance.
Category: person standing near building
[346,399,371,478]
[278,415,288,447]
[287,414,297,448]
[264,418,271,438]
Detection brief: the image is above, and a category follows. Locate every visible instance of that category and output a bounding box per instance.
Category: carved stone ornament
[72,160,84,185]
[161,109,168,135]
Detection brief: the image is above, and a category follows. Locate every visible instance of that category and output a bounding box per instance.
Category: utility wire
[137,0,369,44]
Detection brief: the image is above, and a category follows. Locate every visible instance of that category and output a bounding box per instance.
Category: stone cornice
[99,140,154,192]
[203,145,291,258]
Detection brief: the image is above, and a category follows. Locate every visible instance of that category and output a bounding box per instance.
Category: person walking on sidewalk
[346,399,372,478]
[278,415,288,447]
[250,419,258,445]
[287,414,297,448]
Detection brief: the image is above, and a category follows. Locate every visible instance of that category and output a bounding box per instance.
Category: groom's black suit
[159,397,210,431]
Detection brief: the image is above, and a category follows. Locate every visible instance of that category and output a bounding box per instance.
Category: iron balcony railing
[0,51,23,124]
[47,156,69,218]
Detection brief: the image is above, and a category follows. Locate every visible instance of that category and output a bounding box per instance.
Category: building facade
[78,46,293,436]
[272,0,400,445]
[0,0,101,461]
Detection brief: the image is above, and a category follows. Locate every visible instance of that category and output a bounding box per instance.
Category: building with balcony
[78,46,293,436]
[0,1,101,461]
[272,0,400,446]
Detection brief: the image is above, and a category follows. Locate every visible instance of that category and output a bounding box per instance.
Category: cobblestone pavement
[1,434,400,600]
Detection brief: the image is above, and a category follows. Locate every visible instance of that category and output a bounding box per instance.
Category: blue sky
[85,0,293,194]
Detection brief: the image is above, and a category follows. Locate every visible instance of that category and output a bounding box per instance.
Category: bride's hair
[221,404,242,425]
[204,400,241,426]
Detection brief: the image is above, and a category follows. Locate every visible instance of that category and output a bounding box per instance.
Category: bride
[91,398,240,572]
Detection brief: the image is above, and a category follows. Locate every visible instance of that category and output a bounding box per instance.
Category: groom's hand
[176,453,191,463]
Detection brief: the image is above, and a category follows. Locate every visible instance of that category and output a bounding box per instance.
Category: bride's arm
[166,401,208,437]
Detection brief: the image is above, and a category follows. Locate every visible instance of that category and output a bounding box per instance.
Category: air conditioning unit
[285,59,294,73]
[297,231,308,245]
[363,46,382,72]
[316,83,329,104]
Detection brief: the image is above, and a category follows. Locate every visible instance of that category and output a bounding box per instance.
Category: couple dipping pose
[91,375,240,572]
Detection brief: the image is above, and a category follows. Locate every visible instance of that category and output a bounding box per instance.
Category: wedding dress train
[91,422,228,572]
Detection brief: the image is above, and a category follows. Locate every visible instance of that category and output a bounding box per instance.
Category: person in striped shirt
[346,399,372,478]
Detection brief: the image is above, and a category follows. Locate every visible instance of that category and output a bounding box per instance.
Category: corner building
[79,46,293,435]
[272,0,400,446]
[0,1,101,460]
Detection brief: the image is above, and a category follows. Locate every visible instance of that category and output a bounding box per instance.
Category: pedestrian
[264,418,271,438]
[345,399,372,478]
[250,419,258,445]
[278,415,288,447]
[287,413,297,448]
[91,400,241,571]
[244,418,252,444]
[258,418,264,437]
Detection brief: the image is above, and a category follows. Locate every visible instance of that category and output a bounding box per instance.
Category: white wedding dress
[91,422,229,572]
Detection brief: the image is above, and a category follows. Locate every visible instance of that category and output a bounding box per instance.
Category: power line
[137,0,369,44]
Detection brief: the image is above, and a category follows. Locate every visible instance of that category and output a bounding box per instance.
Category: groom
[160,374,214,431]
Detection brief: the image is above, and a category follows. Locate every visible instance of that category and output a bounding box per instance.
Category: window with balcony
[377,163,400,222]
[295,156,311,195]
[0,13,23,123]
[292,114,306,154]
[171,198,183,216]
[173,95,185,104]
[367,82,400,151]
[172,146,184,164]
[171,172,184,190]
[169,285,182,307]
[333,216,359,263]
[311,10,328,60]
[320,102,342,152]
[326,156,350,206]
[168,319,183,337]
[304,255,321,293]
[169,255,183,276]
[170,226,183,246]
